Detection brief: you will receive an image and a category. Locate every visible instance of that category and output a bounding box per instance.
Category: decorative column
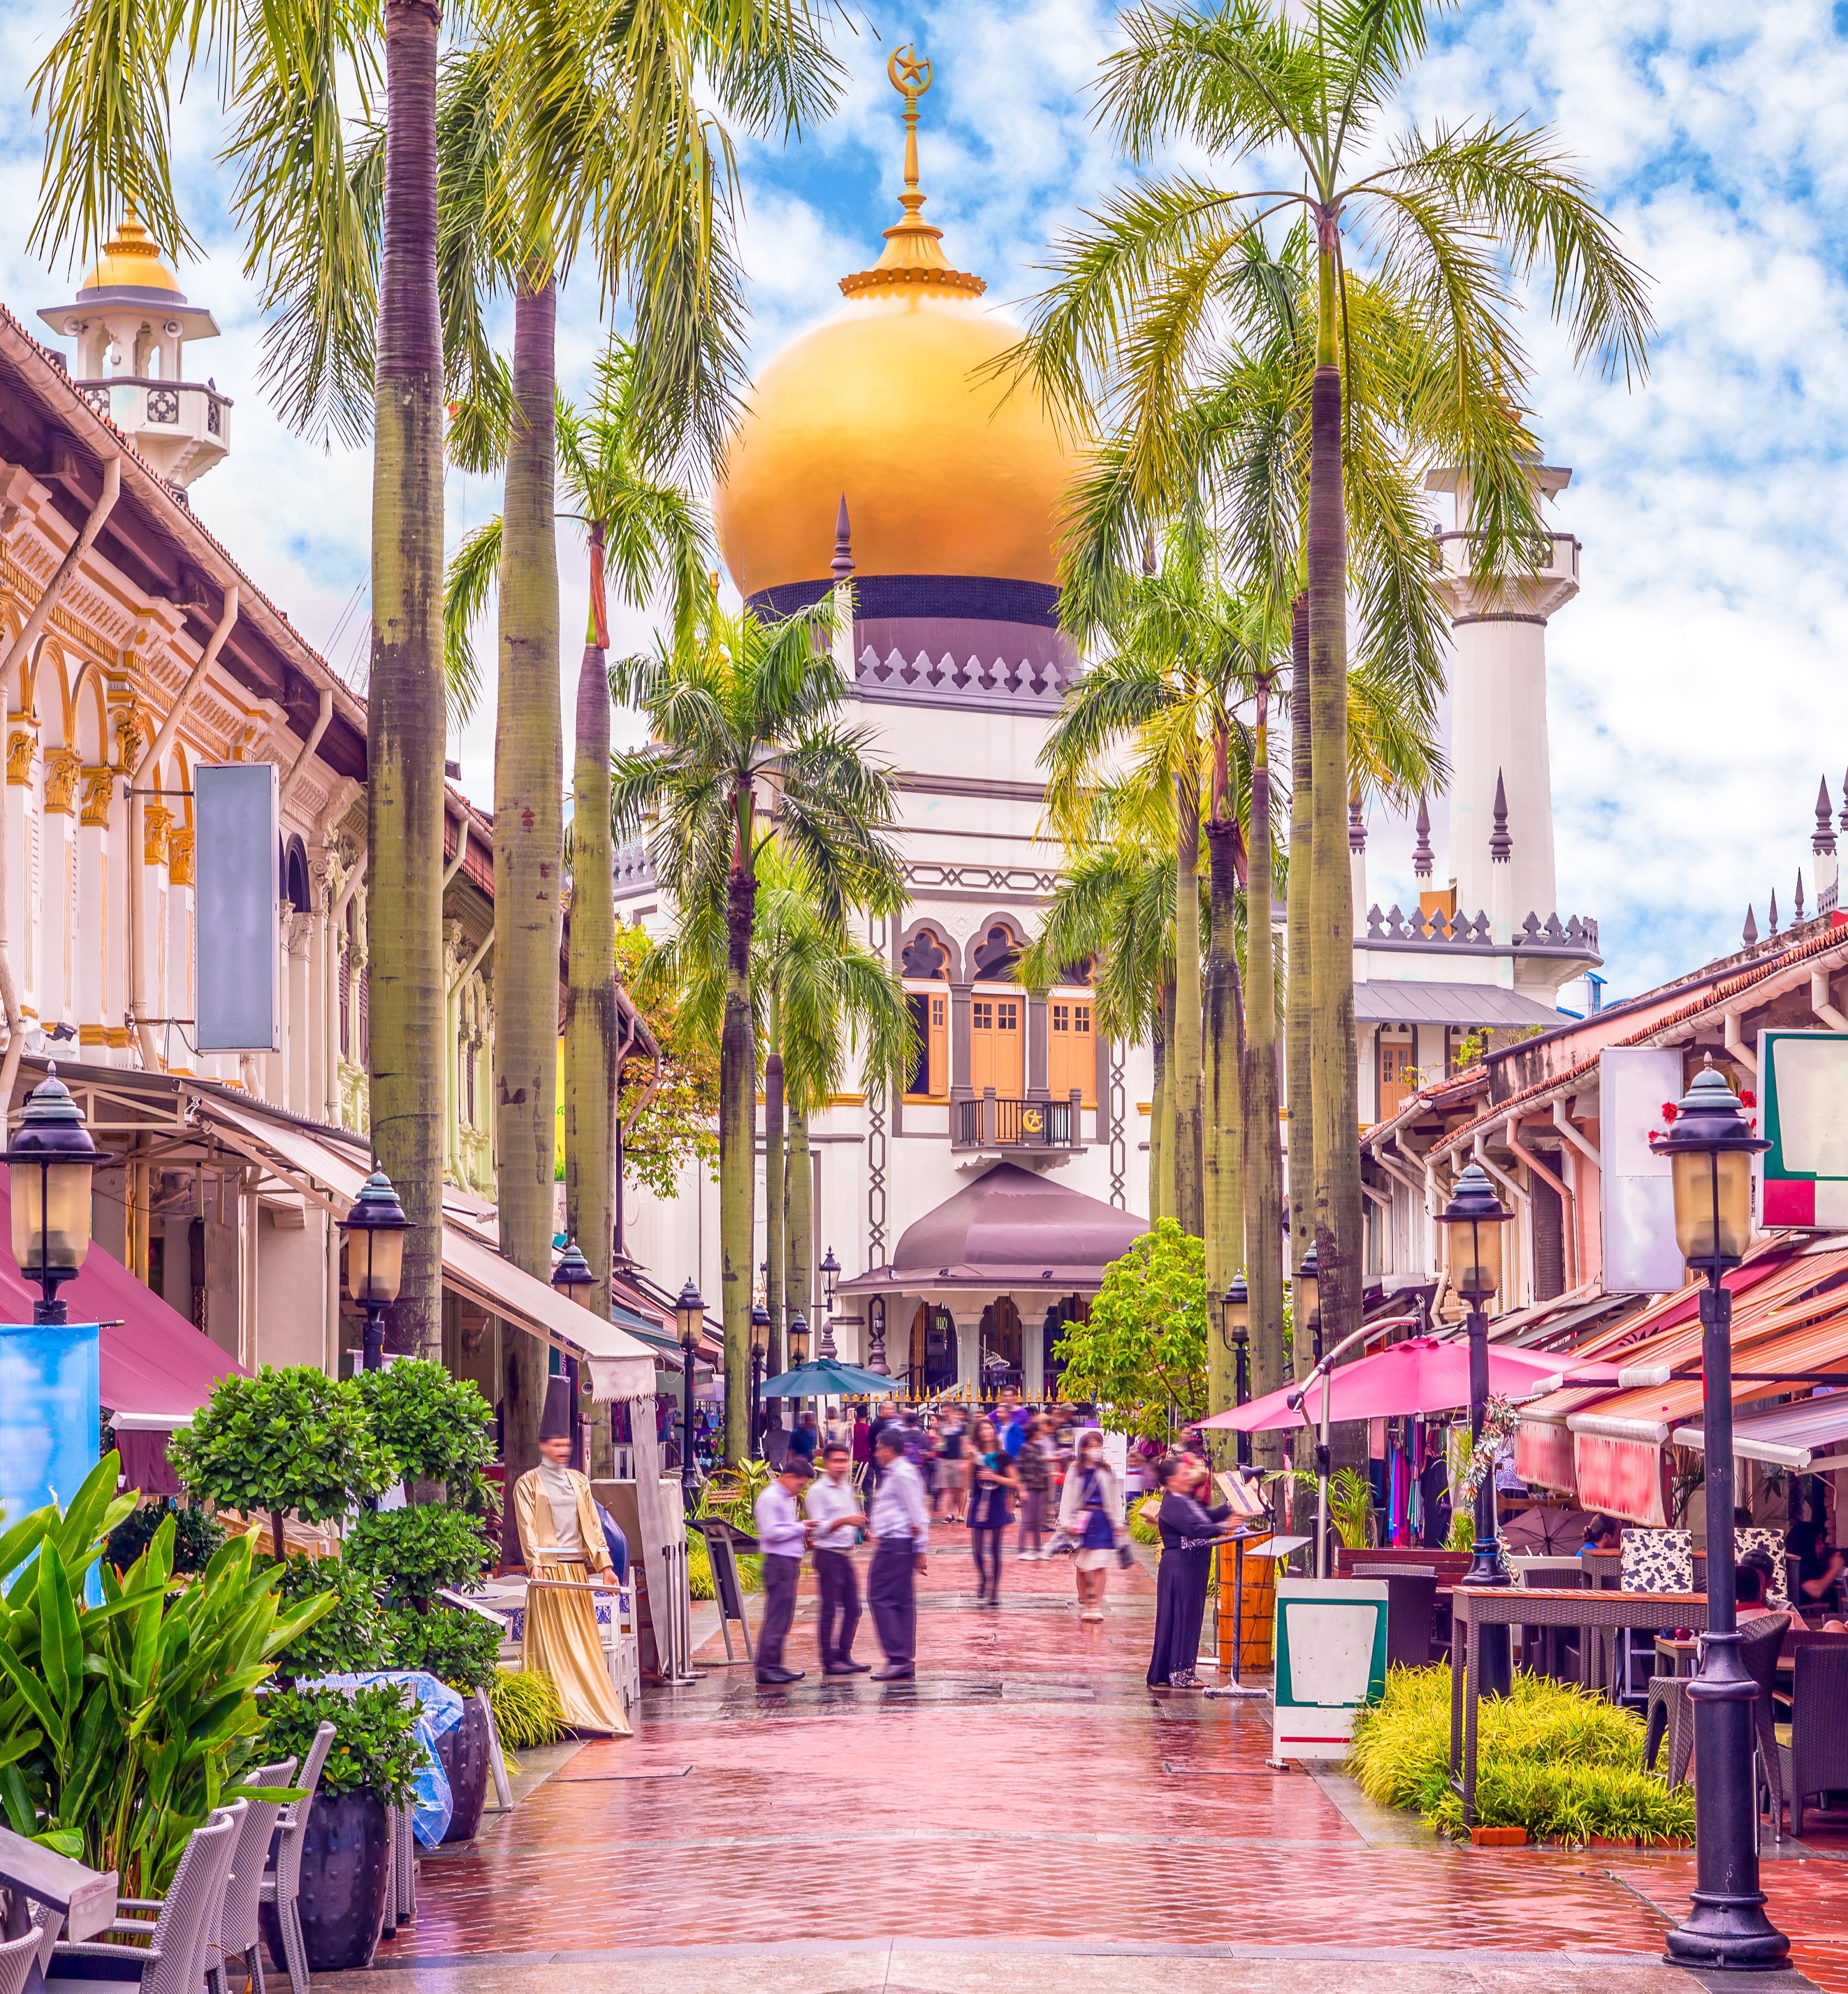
[286,911,314,1112]
[5,726,37,1033]
[76,764,114,1059]
[165,823,195,1073]
[1026,993,1049,1100]
[40,748,80,1032]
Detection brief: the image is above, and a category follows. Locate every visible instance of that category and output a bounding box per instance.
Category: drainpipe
[276,687,334,812]
[1505,1117,1576,1292]
[1811,968,1848,1034]
[129,585,239,1071]
[0,457,121,1116]
[442,816,469,890]
[1552,1099,1601,1173]
[1723,1007,1756,1077]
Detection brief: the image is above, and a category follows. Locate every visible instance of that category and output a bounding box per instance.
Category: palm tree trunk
[1243,682,1285,1471]
[496,276,564,1502]
[764,989,786,1387]
[1158,976,1178,1220]
[1286,590,1315,1380]
[786,1100,812,1348]
[1307,245,1361,1359]
[564,544,616,1321]
[368,0,444,1363]
[720,866,757,1464]
[1203,812,1245,1434]
[1147,1015,1167,1226]
[1172,775,1204,1237]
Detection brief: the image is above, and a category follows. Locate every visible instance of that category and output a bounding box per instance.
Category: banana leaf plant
[0,1453,333,1895]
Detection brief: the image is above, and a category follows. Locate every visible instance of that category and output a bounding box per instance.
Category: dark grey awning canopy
[1353,980,1566,1029]
[836,1161,1148,1297]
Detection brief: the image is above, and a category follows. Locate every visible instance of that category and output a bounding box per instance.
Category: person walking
[788,1410,820,1466]
[1146,1456,1236,1689]
[753,1456,814,1685]
[967,1420,1020,1605]
[807,1442,870,1673]
[1058,1428,1126,1619]
[868,1398,899,1492]
[1015,1415,1054,1560]
[867,1427,930,1679]
[851,1405,873,1492]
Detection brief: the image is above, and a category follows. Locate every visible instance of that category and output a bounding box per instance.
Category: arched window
[902,927,950,1100]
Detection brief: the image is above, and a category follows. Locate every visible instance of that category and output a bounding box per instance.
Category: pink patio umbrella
[1200,1336,1623,1433]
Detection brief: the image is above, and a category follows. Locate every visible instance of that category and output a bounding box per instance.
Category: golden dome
[715,50,1076,597]
[78,207,184,297]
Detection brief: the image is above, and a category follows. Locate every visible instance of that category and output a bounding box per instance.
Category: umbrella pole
[1316,1371,1331,1579]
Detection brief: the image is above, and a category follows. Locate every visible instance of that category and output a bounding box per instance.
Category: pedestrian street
[322,1534,1848,1994]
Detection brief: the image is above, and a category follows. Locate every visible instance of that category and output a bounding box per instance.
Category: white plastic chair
[52,1804,241,1994]
[207,1760,296,1994]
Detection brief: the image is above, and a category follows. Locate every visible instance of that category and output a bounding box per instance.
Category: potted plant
[350,1360,499,1840]
[256,1685,422,1971]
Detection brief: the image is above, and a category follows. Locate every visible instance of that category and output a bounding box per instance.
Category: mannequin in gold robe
[513,1379,631,1737]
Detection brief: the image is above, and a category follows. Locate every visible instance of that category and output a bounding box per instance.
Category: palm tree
[639,847,914,1406]
[612,603,903,1458]
[1015,1,1653,1356]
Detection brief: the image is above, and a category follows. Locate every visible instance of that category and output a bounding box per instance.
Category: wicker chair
[0,1924,48,1994]
[1737,1612,1793,1840]
[52,1803,242,1994]
[206,1760,296,1994]
[257,1722,336,1994]
[1776,1642,1848,1839]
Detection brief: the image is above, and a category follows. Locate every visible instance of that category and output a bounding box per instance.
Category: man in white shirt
[806,1442,869,1674]
[867,1427,930,1680]
[753,1457,812,1685]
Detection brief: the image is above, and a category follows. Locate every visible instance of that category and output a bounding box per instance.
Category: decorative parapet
[613,841,657,894]
[855,643,1073,710]
[1364,902,1601,960]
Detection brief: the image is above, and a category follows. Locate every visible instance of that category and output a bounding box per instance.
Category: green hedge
[1347,1665,1695,1847]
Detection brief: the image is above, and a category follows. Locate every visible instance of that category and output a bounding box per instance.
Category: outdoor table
[1655,1634,1701,1677]
[1449,1588,1708,1827]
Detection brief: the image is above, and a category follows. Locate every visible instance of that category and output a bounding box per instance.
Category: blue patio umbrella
[758,1358,895,1398]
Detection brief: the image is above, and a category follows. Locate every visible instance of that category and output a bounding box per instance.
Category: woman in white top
[1056,1428,1127,1619]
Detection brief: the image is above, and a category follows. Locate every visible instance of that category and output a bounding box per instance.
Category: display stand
[1268,1576,1388,1760]
[695,1518,760,1664]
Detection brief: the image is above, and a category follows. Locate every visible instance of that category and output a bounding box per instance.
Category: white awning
[192,1092,658,1399]
[1352,981,1566,1027]
[1671,1393,1848,1471]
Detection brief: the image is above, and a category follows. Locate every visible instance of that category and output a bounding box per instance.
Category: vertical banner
[194,763,279,1052]
[1598,1047,1685,1293]
[0,1319,101,1599]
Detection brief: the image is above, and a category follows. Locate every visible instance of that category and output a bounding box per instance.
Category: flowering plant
[1456,1392,1521,1504]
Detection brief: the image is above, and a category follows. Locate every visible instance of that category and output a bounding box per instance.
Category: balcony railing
[953,1088,1084,1151]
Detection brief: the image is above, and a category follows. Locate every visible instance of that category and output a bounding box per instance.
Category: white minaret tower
[1427,458,1578,933]
[39,209,230,490]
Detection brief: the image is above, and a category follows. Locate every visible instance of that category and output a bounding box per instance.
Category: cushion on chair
[1621,1528,1693,1593]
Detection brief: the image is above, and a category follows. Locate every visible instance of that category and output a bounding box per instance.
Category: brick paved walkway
[340,1533,1842,1994]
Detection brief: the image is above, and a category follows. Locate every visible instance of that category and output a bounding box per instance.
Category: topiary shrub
[344,1504,493,1609]
[257,1686,422,1809]
[385,1605,501,1693]
[270,1555,388,1680]
[354,1361,495,1504]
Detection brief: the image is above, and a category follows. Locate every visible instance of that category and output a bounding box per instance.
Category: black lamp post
[1436,1160,1515,1694]
[1660,1060,1787,1972]
[337,1166,411,1371]
[749,1300,770,1458]
[787,1311,811,1366]
[1220,1274,1252,1470]
[1295,1240,1321,1365]
[551,1237,594,1299]
[674,1278,704,1512]
[2,1066,111,1325]
[818,1246,840,1361]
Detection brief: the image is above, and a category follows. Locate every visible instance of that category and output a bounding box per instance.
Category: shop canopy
[1202,1336,1624,1432]
[0,1163,243,1421]
[196,1093,659,1401]
[1671,1392,1848,1471]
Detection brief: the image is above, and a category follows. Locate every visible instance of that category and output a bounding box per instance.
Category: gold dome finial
[78,202,184,297]
[840,46,984,298]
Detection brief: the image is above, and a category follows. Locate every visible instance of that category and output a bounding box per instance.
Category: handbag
[1116,1541,1136,1570]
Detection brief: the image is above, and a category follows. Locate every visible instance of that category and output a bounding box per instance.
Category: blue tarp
[307,1670,464,1846]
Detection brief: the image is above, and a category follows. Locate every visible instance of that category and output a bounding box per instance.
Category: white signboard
[194,763,279,1052]
[1598,1046,1685,1293]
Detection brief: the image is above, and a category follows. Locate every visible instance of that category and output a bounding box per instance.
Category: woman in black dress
[967,1420,1019,1605]
[1147,1453,1235,1688]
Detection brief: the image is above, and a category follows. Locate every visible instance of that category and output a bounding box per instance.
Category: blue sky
[3,0,1847,1003]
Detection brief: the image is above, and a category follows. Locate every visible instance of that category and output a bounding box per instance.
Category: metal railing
[954,1088,1083,1149]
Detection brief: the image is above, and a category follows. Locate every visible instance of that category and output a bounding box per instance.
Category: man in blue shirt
[753,1457,813,1685]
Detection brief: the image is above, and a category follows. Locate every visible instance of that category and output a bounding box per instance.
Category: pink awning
[0,1165,245,1420]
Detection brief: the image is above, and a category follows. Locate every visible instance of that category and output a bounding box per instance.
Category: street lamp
[2,1065,111,1324]
[337,1166,410,1372]
[673,1277,704,1512]
[1220,1274,1251,1470]
[551,1238,594,1299]
[749,1300,770,1459]
[1294,1240,1321,1363]
[787,1311,810,1366]
[1436,1160,1515,1693]
[818,1247,840,1360]
[1660,1059,1787,1972]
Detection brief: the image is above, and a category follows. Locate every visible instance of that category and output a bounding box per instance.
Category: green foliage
[344,1505,492,1609]
[105,1500,224,1576]
[1448,1505,1477,1554]
[386,1605,502,1693]
[1054,1219,1207,1441]
[257,1686,421,1810]
[488,1665,567,1749]
[0,1457,332,1896]
[271,1555,387,1678]
[170,1367,397,1534]
[1329,1467,1375,1551]
[612,924,720,1194]
[355,1359,495,1499]
[1347,1667,1694,1847]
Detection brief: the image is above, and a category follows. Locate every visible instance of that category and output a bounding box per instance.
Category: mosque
[616,51,1605,1395]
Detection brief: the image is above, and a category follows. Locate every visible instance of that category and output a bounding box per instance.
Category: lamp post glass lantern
[1294,1241,1321,1362]
[750,1301,770,1458]
[1659,1059,1787,1971]
[1436,1161,1516,1693]
[818,1247,840,1361]
[337,1167,410,1371]
[551,1238,594,1299]
[1222,1275,1251,1470]
[2,1065,111,1325]
[674,1278,704,1510]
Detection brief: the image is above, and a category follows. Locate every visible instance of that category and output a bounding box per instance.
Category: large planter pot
[436,1692,491,1843]
[263,1788,391,1974]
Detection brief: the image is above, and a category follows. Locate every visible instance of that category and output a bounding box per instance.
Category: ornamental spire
[1413,796,1433,880]
[1489,770,1512,863]
[1818,777,1837,857]
[840,48,985,298]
